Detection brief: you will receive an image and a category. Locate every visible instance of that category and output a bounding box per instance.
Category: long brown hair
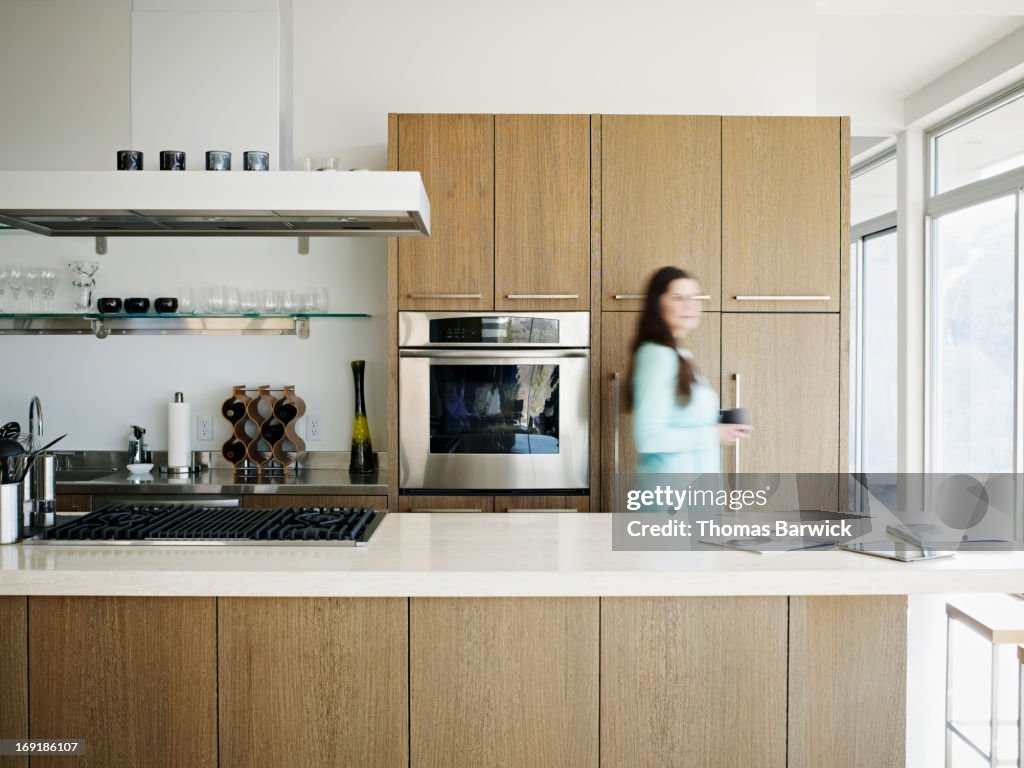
[625,266,698,411]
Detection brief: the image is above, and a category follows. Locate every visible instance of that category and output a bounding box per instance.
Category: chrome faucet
[28,395,43,448]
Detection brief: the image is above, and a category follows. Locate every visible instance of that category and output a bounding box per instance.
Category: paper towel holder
[161,392,199,476]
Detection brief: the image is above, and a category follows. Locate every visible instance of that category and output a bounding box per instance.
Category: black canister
[160,151,186,171]
[205,151,231,171]
[116,150,144,171]
[243,151,270,171]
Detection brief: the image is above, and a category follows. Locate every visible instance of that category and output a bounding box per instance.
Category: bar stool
[1019,645,1023,768]
[945,596,1024,767]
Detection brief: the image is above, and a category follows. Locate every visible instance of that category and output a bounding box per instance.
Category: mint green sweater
[631,342,721,475]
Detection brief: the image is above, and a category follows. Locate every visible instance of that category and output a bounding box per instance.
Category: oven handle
[399,349,589,359]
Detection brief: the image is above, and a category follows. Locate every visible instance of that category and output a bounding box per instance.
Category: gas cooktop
[24,503,385,546]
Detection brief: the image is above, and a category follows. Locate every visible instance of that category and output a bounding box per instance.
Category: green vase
[349,360,375,474]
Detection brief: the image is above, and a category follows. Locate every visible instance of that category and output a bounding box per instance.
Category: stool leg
[1018,657,1022,768]
[992,643,1000,767]
[947,614,954,768]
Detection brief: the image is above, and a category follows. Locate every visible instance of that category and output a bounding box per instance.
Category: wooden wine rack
[221,384,306,472]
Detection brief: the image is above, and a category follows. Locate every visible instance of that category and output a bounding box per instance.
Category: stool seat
[946,596,1024,644]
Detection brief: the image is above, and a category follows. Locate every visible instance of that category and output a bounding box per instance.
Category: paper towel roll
[167,393,191,469]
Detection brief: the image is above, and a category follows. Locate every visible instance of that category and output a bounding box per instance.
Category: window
[851,154,897,225]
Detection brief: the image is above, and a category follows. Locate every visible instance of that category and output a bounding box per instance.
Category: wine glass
[8,267,22,311]
[24,269,39,312]
[68,261,100,312]
[40,269,56,312]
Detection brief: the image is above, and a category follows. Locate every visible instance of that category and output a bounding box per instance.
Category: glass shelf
[0,312,369,338]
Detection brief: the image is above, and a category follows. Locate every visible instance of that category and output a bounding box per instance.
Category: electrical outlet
[307,415,323,442]
[197,414,213,442]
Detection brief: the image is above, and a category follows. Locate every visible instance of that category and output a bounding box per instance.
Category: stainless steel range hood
[0,170,430,237]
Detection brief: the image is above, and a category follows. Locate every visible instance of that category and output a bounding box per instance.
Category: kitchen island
[2,513,1022,768]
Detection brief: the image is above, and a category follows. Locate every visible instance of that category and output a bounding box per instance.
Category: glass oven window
[430,364,560,454]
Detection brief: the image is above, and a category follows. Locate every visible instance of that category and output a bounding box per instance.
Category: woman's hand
[716,424,752,445]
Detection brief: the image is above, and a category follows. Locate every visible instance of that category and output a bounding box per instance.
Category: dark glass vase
[349,360,375,474]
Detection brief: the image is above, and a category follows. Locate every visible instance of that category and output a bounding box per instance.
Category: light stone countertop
[1,513,1023,597]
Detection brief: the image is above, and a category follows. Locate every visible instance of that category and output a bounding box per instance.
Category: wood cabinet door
[219,598,408,768]
[495,114,590,311]
[722,117,841,312]
[601,597,787,768]
[411,597,598,768]
[600,312,720,511]
[602,115,721,311]
[493,495,589,513]
[789,596,907,768]
[0,597,27,768]
[28,597,217,768]
[398,114,494,310]
[721,313,840,510]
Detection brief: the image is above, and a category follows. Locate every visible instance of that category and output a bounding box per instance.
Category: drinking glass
[24,269,39,312]
[8,267,23,311]
[0,267,8,313]
[297,290,314,313]
[204,285,225,313]
[282,288,299,314]
[178,288,194,314]
[239,290,258,314]
[261,288,281,314]
[224,286,239,313]
[68,261,99,312]
[310,287,328,313]
[40,269,56,311]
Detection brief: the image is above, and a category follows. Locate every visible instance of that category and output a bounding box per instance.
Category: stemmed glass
[40,269,56,312]
[68,261,100,312]
[7,267,22,311]
[0,267,8,313]
[24,269,39,312]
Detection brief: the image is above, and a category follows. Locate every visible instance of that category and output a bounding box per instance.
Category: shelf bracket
[95,236,107,255]
[297,236,309,255]
[296,317,309,340]
[91,319,109,339]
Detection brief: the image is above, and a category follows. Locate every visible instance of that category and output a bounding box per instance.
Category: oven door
[399,349,589,490]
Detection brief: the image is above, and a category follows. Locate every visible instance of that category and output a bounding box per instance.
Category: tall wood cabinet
[0,597,27,768]
[396,113,590,311]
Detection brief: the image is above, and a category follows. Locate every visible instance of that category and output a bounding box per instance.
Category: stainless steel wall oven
[398,312,589,491]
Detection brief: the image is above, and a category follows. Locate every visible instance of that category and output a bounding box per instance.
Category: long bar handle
[506,294,578,300]
[611,372,621,478]
[505,508,578,514]
[734,373,741,475]
[614,294,711,300]
[409,507,485,513]
[408,293,483,299]
[733,295,831,301]
[400,349,589,359]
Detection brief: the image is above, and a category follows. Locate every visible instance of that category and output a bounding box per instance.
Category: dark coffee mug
[124,297,150,314]
[243,150,269,171]
[97,297,122,313]
[719,408,750,425]
[154,297,178,314]
[116,150,143,171]
[160,151,186,171]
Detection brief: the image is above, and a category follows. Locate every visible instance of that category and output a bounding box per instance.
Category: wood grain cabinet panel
[721,313,840,510]
[722,117,841,312]
[0,597,27,768]
[240,494,387,509]
[789,596,907,768]
[602,115,722,311]
[601,597,787,768]
[493,495,589,512]
[495,114,591,311]
[398,114,494,310]
[55,494,90,513]
[600,312,720,511]
[28,597,216,768]
[399,495,494,513]
[219,598,407,768]
[411,597,599,768]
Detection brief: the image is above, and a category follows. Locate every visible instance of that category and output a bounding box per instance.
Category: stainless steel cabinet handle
[733,295,831,301]
[505,508,578,513]
[409,508,485,513]
[614,294,710,300]
[734,373,741,475]
[401,349,589,359]
[611,372,621,477]
[506,294,578,300]
[408,293,483,299]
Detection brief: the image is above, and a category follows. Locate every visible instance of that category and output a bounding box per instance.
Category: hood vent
[0,170,430,237]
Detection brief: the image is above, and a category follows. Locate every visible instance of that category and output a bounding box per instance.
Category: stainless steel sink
[54,468,120,482]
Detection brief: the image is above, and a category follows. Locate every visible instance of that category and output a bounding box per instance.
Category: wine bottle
[349,360,375,474]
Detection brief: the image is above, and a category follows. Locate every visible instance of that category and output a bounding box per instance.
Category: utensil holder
[0,482,23,544]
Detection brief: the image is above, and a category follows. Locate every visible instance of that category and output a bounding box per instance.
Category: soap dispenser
[128,424,149,466]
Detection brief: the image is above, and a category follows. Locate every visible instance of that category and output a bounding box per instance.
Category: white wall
[0,0,816,451]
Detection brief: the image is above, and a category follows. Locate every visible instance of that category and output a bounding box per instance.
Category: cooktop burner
[26,503,385,546]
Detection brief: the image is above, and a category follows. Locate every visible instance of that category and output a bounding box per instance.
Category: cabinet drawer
[493,495,589,513]
[399,496,494,513]
[240,495,387,510]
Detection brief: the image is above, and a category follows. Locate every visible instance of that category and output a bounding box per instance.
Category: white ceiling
[815,8,1024,137]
